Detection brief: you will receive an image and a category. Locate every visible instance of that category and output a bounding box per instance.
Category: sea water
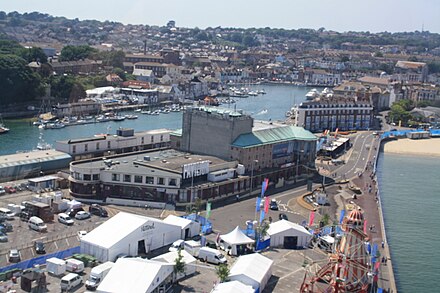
[377,152,440,292]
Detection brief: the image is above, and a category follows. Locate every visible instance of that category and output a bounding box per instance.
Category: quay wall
[374,138,397,293]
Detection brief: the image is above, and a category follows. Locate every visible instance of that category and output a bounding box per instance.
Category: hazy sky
[2,0,440,33]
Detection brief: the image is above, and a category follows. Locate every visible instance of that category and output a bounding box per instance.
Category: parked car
[34,241,46,254]
[75,211,91,220]
[8,249,20,263]
[89,204,108,217]
[269,199,279,210]
[4,186,16,194]
[0,186,5,196]
[279,213,288,220]
[0,232,8,242]
[0,222,13,232]
[67,207,85,218]
[58,213,74,226]
[77,230,87,239]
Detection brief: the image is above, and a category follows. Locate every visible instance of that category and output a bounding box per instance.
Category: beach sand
[383,138,440,156]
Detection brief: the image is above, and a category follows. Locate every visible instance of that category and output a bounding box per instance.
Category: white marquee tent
[211,280,254,293]
[220,226,254,256]
[80,212,181,262]
[228,253,273,293]
[163,215,200,239]
[152,249,197,280]
[267,219,312,249]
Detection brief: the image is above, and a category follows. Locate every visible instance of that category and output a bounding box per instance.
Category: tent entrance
[185,228,190,239]
[284,236,298,249]
[138,239,147,255]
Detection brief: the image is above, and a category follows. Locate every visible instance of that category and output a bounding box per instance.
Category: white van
[28,216,47,232]
[85,261,114,290]
[169,239,185,252]
[183,240,202,257]
[58,213,74,226]
[198,247,227,264]
[60,273,82,291]
[66,258,84,273]
[0,208,15,220]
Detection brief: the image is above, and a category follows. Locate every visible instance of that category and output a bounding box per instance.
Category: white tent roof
[229,253,273,285]
[97,258,173,293]
[163,215,192,229]
[211,280,254,293]
[267,219,312,237]
[81,212,165,249]
[152,249,196,265]
[220,226,254,245]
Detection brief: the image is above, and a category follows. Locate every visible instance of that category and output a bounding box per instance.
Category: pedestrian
[381,256,386,264]
[236,194,239,202]
[382,241,385,249]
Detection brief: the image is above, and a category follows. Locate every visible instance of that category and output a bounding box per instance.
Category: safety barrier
[0,246,80,273]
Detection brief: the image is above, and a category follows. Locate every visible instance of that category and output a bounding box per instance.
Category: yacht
[305,89,319,100]
[125,114,138,119]
[0,124,9,134]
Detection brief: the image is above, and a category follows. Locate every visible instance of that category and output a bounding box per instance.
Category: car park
[58,213,74,226]
[8,249,20,263]
[89,204,108,217]
[270,199,279,210]
[34,241,46,254]
[279,213,288,220]
[75,211,91,220]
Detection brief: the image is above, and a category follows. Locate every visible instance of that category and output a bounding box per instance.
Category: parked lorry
[85,261,114,290]
[46,257,66,276]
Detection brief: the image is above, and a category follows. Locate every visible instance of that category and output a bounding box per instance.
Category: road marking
[66,238,70,246]
[30,249,34,257]
[31,236,47,242]
[54,241,58,250]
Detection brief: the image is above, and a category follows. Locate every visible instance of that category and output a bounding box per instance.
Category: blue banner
[256,197,261,212]
[339,210,345,224]
[259,209,265,223]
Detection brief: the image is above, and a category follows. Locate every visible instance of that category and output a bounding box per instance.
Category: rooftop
[232,125,316,148]
[0,150,71,169]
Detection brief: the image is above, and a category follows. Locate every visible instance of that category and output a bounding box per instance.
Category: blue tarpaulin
[0,246,80,273]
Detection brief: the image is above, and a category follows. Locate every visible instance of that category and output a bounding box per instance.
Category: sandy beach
[383,138,440,156]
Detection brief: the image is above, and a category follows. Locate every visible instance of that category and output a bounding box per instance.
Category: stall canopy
[211,280,254,293]
[220,226,254,256]
[228,253,273,292]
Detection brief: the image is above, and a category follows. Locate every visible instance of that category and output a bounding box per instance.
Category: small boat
[134,109,142,113]
[43,122,66,129]
[306,89,319,100]
[0,125,9,134]
[141,110,151,115]
[112,116,126,122]
[151,110,160,115]
[125,115,138,120]
[257,89,266,95]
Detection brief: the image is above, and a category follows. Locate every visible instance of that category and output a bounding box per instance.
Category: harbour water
[0,84,313,156]
[377,152,440,292]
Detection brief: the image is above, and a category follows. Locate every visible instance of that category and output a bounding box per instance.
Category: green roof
[232,126,317,148]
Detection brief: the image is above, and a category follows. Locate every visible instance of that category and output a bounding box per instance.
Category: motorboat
[0,124,9,134]
[305,89,319,100]
[125,115,138,119]
[112,116,126,122]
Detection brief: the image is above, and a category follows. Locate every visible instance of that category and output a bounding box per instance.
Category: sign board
[182,160,210,179]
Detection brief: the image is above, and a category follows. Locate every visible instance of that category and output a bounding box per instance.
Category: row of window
[71,135,164,154]
[306,109,371,115]
[72,172,100,181]
[111,173,177,186]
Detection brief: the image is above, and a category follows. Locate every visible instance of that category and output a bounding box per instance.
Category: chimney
[144,40,147,55]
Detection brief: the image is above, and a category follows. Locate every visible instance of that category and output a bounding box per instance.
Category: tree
[19,47,48,64]
[321,214,330,226]
[255,219,270,241]
[173,248,185,282]
[374,51,384,58]
[60,45,97,61]
[216,263,230,283]
[69,82,86,103]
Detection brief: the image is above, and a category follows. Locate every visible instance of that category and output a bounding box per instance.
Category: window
[107,141,111,148]
[146,176,154,184]
[84,144,88,152]
[169,178,177,186]
[160,135,163,142]
[92,174,99,181]
[124,175,131,182]
[151,136,154,143]
[112,174,120,181]
[83,174,91,181]
[72,145,76,154]
[96,142,100,150]
[141,137,144,144]
[134,175,143,183]
[158,177,165,185]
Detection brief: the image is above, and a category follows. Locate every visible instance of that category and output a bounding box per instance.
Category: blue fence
[182,214,212,235]
[381,128,439,139]
[0,246,80,273]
